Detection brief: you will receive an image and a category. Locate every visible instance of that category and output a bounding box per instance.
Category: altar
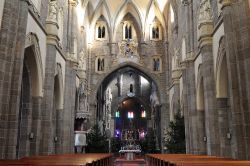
[119,149,141,160]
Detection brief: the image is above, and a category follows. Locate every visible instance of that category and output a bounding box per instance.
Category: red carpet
[114,157,145,166]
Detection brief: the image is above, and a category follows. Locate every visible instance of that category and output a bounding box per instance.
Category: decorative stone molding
[219,0,232,9]
[181,0,191,6]
[69,0,78,7]
[46,0,59,45]
[198,0,213,26]
[118,39,139,58]
[198,0,213,48]
[47,0,58,22]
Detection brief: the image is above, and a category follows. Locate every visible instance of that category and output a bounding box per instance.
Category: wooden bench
[0,153,113,166]
[146,154,250,166]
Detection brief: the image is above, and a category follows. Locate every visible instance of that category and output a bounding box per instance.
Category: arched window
[96,21,107,40]
[123,22,133,40]
[150,20,162,41]
[152,26,159,39]
[96,57,105,72]
[97,26,105,39]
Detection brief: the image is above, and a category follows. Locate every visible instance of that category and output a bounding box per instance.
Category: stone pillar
[0,0,29,159]
[61,60,77,153]
[30,96,43,156]
[198,0,220,155]
[39,0,60,155]
[59,0,78,153]
[67,0,78,61]
[219,0,247,159]
[197,110,206,154]
[181,60,199,154]
[217,98,231,157]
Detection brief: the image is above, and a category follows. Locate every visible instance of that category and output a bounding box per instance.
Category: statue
[154,58,160,71]
[78,50,86,70]
[150,82,160,109]
[198,0,212,24]
[78,82,87,111]
[48,0,58,22]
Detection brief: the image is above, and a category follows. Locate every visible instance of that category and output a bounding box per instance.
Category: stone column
[217,98,231,157]
[198,0,219,155]
[181,59,199,154]
[219,0,247,159]
[197,110,206,154]
[0,0,29,159]
[60,0,78,154]
[67,0,78,61]
[39,0,60,155]
[62,60,77,153]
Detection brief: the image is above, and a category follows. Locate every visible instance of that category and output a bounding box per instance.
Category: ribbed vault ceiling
[80,0,170,30]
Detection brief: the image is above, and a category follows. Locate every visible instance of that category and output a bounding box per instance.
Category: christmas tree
[86,124,108,153]
[165,111,186,153]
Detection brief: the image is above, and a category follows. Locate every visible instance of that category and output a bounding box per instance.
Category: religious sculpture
[78,82,87,112]
[78,50,87,70]
[153,58,160,71]
[97,58,104,71]
[119,39,138,58]
[150,82,160,109]
[198,0,212,24]
[48,0,58,22]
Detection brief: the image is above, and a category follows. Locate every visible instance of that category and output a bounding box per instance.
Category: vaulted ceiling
[77,0,173,42]
[80,0,171,30]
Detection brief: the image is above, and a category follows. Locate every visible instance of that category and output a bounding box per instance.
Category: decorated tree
[86,124,108,153]
[165,111,186,153]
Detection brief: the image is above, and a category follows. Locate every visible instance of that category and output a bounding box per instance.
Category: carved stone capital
[46,21,59,45]
[198,22,213,48]
[219,0,232,9]
[69,0,78,7]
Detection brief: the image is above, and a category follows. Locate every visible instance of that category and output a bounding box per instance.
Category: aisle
[114,157,146,166]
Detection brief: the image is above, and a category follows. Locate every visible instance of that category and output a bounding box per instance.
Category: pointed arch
[92,62,163,102]
[89,1,112,42]
[216,37,228,98]
[113,1,143,41]
[24,32,43,97]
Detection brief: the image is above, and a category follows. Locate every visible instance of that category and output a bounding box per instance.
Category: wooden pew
[0,153,113,166]
[145,154,250,166]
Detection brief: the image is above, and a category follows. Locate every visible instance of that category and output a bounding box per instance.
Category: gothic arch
[113,1,143,41]
[92,62,163,102]
[216,37,228,98]
[89,2,112,41]
[25,32,43,97]
[145,1,166,40]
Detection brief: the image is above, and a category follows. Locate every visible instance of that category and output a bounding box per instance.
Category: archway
[216,37,231,157]
[95,65,161,152]
[17,43,42,158]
